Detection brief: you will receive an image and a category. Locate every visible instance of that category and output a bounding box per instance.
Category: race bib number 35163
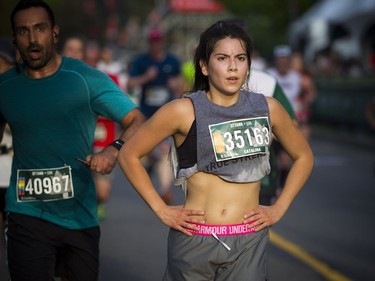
[16,166,74,202]
[209,117,270,161]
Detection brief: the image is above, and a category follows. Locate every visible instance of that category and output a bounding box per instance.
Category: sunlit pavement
[1,125,374,281]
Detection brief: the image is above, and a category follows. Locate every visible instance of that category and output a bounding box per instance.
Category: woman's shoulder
[167,95,194,114]
[264,95,279,109]
[265,95,291,124]
[151,96,195,134]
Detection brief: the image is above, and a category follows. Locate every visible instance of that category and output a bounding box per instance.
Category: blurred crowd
[0,1,371,280]
[56,24,321,209]
[1,0,373,237]
[2,10,373,217]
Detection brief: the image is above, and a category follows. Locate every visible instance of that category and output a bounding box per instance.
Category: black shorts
[6,212,100,281]
[0,188,6,216]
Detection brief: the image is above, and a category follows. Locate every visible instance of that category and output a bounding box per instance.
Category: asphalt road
[97,128,375,281]
[1,127,374,281]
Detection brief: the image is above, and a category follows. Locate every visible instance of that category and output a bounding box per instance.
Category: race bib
[145,86,170,106]
[209,117,270,162]
[16,166,74,202]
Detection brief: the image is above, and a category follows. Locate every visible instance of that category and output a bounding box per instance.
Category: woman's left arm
[244,97,314,231]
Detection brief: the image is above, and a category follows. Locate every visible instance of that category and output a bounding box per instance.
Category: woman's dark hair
[193,20,253,92]
[11,0,56,32]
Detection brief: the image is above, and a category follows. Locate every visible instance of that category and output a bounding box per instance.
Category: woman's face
[201,37,249,97]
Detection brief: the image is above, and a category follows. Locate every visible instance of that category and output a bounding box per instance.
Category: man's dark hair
[11,0,56,32]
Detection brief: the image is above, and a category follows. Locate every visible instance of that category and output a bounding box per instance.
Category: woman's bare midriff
[184,172,260,224]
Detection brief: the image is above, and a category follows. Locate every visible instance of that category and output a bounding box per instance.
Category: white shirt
[267,68,301,112]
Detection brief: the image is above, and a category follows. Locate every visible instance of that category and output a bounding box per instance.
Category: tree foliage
[218,0,316,60]
[0,0,316,61]
[0,0,154,41]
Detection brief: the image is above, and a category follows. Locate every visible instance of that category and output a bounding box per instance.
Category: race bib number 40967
[16,166,74,202]
[209,117,270,161]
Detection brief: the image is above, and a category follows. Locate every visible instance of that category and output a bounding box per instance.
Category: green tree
[218,0,316,60]
[0,0,154,43]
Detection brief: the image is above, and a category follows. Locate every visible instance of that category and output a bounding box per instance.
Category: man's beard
[20,44,55,70]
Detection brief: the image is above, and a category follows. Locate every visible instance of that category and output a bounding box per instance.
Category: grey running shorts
[163,223,269,281]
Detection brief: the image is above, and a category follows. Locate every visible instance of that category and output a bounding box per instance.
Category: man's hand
[85,146,118,174]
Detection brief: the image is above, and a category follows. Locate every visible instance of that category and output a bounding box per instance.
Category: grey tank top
[170,90,271,194]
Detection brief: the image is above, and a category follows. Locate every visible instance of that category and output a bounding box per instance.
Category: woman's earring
[241,73,250,91]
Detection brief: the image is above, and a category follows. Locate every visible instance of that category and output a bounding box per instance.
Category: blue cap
[273,45,291,57]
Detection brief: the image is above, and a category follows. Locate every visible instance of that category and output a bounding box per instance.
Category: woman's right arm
[118,98,204,235]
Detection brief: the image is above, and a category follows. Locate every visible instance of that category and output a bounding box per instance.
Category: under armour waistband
[189,223,256,236]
